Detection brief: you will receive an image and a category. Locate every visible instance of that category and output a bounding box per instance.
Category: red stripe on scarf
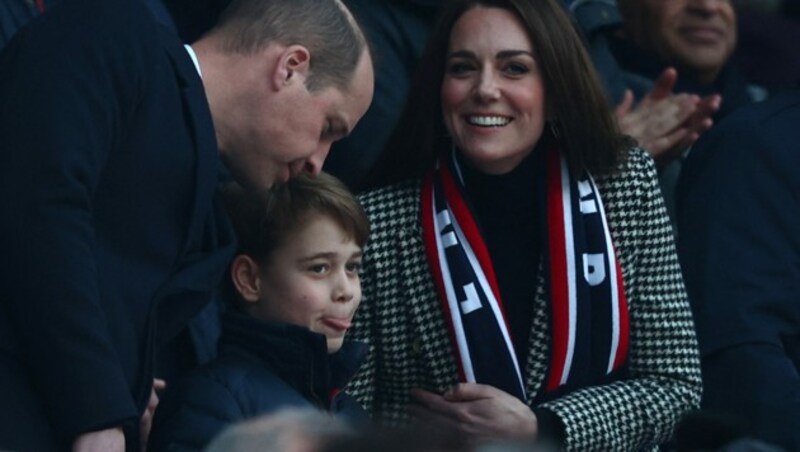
[422,173,467,382]
[439,164,502,306]
[545,147,569,391]
[613,253,629,370]
[439,163,514,337]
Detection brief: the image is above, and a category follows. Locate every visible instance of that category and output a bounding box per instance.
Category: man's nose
[301,143,332,176]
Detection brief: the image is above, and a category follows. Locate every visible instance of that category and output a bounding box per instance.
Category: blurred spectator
[670,410,784,451]
[572,0,765,225]
[1,0,174,51]
[161,0,229,43]
[205,408,352,452]
[733,4,800,91]
[677,89,800,450]
[0,0,57,49]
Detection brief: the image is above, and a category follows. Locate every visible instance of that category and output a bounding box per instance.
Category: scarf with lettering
[421,146,629,402]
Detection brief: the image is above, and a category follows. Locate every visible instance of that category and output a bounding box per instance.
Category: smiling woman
[347,0,702,450]
[440,7,547,175]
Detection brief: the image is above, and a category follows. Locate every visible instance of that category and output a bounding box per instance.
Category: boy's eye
[345,261,362,274]
[308,264,329,274]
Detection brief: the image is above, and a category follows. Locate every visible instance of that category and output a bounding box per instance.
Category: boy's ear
[271,44,311,91]
[230,255,262,304]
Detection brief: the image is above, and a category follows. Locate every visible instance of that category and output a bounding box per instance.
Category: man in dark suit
[677,89,800,450]
[0,0,373,450]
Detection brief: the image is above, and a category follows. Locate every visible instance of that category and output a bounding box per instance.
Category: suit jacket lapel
[153,30,237,343]
[160,29,221,261]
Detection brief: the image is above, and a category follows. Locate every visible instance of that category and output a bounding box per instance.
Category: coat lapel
[524,259,550,399]
[161,32,221,259]
[153,30,236,343]
[398,220,461,394]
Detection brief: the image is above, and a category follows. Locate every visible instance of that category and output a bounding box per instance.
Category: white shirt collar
[184,44,202,78]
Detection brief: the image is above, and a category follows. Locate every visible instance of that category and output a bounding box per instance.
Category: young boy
[149,172,370,451]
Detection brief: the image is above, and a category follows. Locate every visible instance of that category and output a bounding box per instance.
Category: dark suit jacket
[677,90,800,450]
[0,0,236,449]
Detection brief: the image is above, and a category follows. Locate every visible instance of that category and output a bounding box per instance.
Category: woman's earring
[549,121,560,140]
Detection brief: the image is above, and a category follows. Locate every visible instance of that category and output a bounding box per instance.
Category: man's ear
[230,255,263,304]
[271,44,311,90]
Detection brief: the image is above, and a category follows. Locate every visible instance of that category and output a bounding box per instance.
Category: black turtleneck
[450,150,567,446]
[458,150,543,367]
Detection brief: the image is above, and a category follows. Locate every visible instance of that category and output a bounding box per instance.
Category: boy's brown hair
[223,172,370,264]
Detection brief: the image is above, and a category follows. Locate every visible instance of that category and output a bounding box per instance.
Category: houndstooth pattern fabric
[346,147,701,451]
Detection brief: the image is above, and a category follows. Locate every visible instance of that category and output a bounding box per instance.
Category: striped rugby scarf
[421,146,629,402]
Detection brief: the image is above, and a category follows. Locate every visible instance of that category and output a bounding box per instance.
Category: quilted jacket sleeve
[539,148,702,451]
[149,373,244,452]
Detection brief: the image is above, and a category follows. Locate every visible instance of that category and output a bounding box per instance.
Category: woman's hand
[410,383,537,440]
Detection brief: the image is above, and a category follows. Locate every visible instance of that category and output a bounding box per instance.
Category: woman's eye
[447,61,475,76]
[504,62,529,76]
[309,264,328,274]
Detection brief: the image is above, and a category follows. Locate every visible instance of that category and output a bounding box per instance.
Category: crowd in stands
[0,0,797,451]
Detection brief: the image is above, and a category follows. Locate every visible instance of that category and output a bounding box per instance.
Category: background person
[677,89,800,451]
[572,0,764,225]
[204,408,352,452]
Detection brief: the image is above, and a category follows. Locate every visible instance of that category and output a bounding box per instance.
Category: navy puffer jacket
[149,309,368,451]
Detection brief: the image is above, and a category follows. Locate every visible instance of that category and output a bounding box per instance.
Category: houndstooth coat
[346,147,701,451]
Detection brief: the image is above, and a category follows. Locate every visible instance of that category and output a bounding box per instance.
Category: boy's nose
[333,274,355,302]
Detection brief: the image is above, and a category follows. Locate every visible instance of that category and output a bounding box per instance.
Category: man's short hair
[223,171,370,265]
[209,0,366,92]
